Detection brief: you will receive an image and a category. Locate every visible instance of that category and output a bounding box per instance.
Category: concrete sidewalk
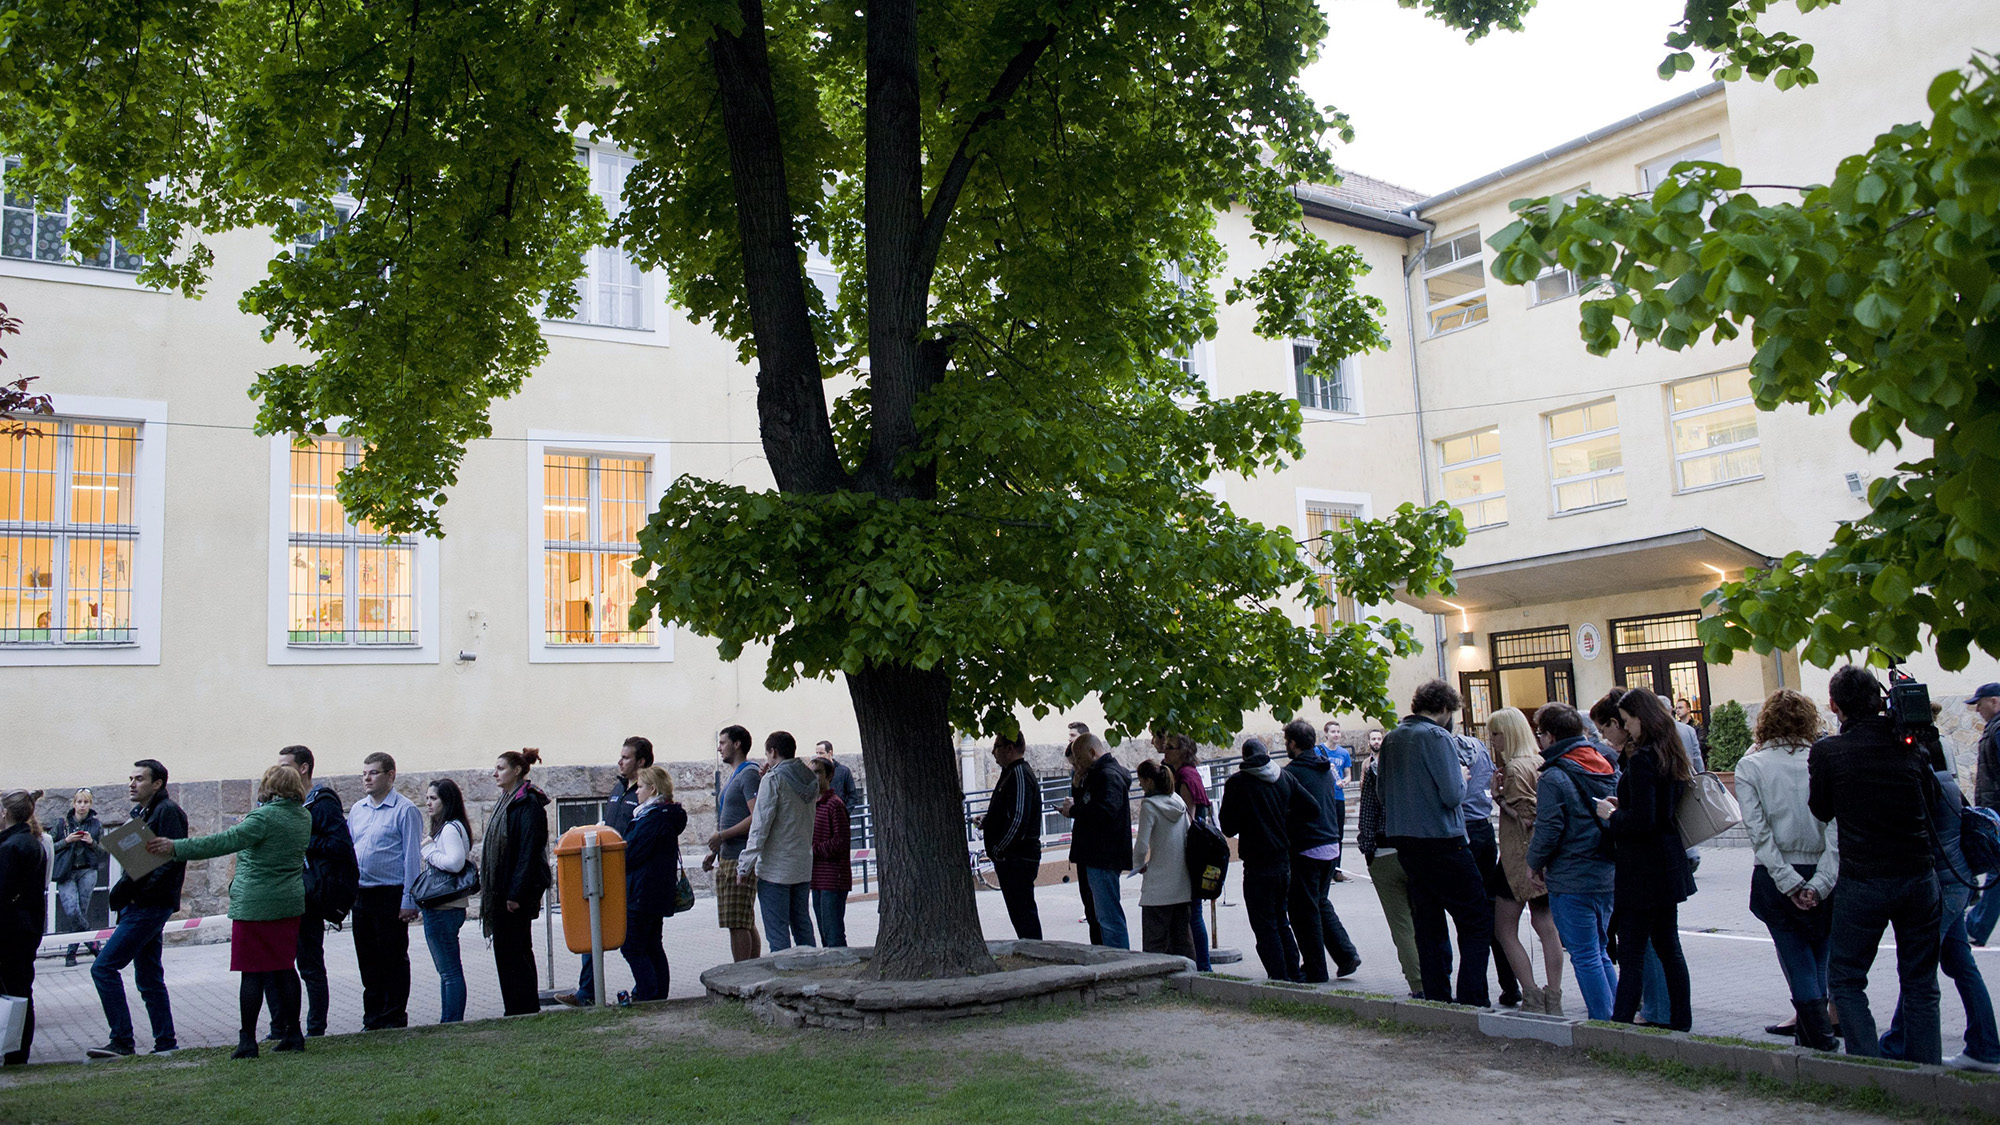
[20,846,1994,1064]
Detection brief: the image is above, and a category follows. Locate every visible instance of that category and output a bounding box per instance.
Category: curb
[1186,975,2000,1116]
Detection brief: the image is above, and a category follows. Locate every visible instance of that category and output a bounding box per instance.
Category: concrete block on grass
[1797,1053,1938,1104]
[1478,1010,1575,1048]
[1387,1000,1483,1033]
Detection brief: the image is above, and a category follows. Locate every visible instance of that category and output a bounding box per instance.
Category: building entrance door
[1489,625,1576,723]
[1609,611,1713,726]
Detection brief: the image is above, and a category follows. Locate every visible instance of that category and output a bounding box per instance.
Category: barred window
[0,419,139,644]
[1305,504,1359,632]
[287,439,416,645]
[1293,341,1356,413]
[543,452,654,646]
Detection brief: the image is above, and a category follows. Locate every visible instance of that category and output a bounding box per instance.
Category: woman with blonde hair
[622,764,686,1000]
[0,789,49,1065]
[146,765,310,1058]
[1737,688,1838,1047]
[52,787,104,966]
[1488,707,1566,1013]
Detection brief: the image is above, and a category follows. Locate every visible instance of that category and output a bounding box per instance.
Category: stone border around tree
[1179,974,2000,1116]
[700,940,1191,1029]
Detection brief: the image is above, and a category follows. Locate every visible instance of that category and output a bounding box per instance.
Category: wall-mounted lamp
[1845,471,1866,499]
[1457,631,1476,649]
[456,651,478,663]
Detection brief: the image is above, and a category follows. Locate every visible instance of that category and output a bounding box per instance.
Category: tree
[0,302,54,437]
[1491,51,2000,675]
[1705,700,1750,772]
[0,0,1816,978]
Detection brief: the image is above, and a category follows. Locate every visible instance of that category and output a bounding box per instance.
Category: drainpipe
[1402,229,1449,680]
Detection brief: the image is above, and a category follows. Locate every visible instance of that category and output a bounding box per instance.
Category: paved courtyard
[21,845,1996,1064]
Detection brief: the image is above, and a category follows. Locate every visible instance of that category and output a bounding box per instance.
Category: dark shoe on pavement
[1335,959,1361,979]
[553,990,588,1008]
[1792,998,1838,1051]
[86,1043,136,1059]
[1764,1019,1797,1036]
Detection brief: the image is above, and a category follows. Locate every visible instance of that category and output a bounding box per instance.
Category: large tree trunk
[846,662,999,980]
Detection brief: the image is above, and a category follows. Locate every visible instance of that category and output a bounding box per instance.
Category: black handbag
[413,860,480,909]
[672,857,696,915]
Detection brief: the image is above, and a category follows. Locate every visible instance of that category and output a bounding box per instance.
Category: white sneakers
[1945,1053,2000,1073]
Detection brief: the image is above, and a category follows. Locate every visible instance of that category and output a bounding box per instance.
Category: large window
[1640,137,1724,193]
[1304,503,1360,633]
[286,439,416,645]
[2,158,142,273]
[542,452,654,646]
[1546,400,1625,513]
[1422,228,1488,336]
[1292,341,1355,413]
[0,419,138,644]
[560,146,652,331]
[1438,427,1506,530]
[1669,369,1762,490]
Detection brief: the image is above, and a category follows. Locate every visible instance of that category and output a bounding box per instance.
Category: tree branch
[707,0,849,495]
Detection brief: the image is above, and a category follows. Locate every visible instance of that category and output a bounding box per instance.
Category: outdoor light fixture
[1845,471,1866,498]
[1457,631,1476,648]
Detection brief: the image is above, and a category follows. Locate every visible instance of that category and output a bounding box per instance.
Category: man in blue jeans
[87,759,186,1059]
[1062,734,1132,950]
[1809,665,1944,1064]
[1525,703,1620,1020]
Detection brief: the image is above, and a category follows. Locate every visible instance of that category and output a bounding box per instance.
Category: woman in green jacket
[146,764,311,1058]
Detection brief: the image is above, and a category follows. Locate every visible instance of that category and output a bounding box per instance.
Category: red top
[811,791,852,892]
[1175,764,1210,812]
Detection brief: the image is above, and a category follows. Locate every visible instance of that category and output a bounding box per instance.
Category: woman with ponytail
[482,748,551,1015]
[0,789,49,1065]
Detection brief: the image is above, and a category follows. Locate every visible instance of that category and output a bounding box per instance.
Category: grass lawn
[0,1002,1191,1125]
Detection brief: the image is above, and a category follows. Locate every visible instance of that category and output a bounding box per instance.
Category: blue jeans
[91,906,176,1051]
[812,889,848,948]
[1883,879,1999,1062]
[1969,876,2000,945]
[573,953,596,1006]
[1641,947,1671,1024]
[420,907,467,1023]
[1188,898,1212,972]
[1548,892,1618,1020]
[621,909,669,1001]
[757,880,815,952]
[1082,866,1130,950]
[1831,872,1943,1063]
[1750,863,1832,1004]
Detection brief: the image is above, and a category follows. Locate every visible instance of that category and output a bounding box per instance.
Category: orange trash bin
[554,825,627,953]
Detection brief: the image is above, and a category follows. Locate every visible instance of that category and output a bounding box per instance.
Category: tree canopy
[1491,50,2000,673]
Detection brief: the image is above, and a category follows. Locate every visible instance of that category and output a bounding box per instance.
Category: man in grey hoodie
[740,731,822,952]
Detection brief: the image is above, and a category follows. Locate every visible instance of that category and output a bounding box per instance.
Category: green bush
[1708,700,1751,771]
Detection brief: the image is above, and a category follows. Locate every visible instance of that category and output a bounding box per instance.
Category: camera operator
[1808,665,1945,1064]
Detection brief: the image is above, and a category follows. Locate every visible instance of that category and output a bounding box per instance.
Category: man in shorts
[703,725,763,961]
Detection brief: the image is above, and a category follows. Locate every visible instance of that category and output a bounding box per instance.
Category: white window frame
[1544,399,1626,515]
[0,395,165,667]
[1668,369,1763,493]
[1292,340,1363,421]
[0,159,158,294]
[1296,489,1371,632]
[266,436,440,666]
[525,430,674,664]
[1164,263,1215,397]
[1437,426,1506,531]
[541,141,671,349]
[1640,137,1724,193]
[1527,188,1589,307]
[1421,228,1488,338]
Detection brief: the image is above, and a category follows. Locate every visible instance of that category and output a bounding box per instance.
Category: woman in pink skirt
[148,765,311,1058]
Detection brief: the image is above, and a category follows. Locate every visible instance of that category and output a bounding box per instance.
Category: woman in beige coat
[1490,706,1567,1013]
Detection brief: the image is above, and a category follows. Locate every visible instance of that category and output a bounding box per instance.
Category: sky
[1302,0,1719,196]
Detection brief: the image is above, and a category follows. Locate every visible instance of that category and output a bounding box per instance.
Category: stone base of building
[699,940,1190,1029]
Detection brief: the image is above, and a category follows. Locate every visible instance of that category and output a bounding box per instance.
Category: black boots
[1793,998,1838,1051]
[232,1034,259,1060]
[273,1030,306,1053]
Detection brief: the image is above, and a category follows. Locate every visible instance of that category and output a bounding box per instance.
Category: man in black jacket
[1284,720,1361,981]
[979,734,1043,939]
[1809,665,1944,1064]
[559,735,652,1008]
[87,759,185,1059]
[275,745,356,1038]
[1061,734,1132,949]
[1221,738,1307,982]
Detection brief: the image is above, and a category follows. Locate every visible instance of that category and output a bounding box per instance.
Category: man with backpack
[276,746,356,1038]
[1526,703,1620,1021]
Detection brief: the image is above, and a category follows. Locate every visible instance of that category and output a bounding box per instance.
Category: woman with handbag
[1595,689,1696,1031]
[621,765,686,1002]
[418,779,476,1023]
[482,748,551,1016]
[0,789,50,1065]
[52,788,104,966]
[145,766,310,1058]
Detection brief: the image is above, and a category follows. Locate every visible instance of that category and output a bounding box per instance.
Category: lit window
[287,439,416,645]
[1669,369,1761,490]
[1438,427,1506,530]
[542,453,654,646]
[1422,228,1488,336]
[1640,137,1723,193]
[1,159,142,273]
[1545,400,1625,513]
[0,419,139,644]
[1304,504,1360,632]
[1293,341,1356,413]
[558,146,653,331]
